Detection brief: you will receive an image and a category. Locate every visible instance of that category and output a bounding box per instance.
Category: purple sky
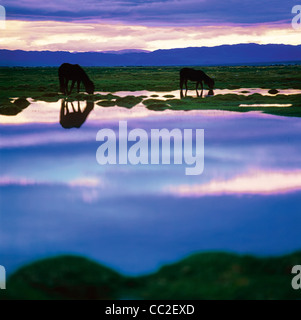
[2,0,297,26]
[0,1,300,51]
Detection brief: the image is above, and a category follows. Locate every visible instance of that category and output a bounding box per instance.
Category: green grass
[1,251,300,300]
[165,93,301,117]
[0,255,124,300]
[1,65,301,117]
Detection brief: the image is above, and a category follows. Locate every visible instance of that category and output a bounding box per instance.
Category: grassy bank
[1,251,300,300]
[1,65,301,117]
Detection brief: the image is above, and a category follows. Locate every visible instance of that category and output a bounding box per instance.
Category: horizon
[0,1,300,52]
[1,42,301,54]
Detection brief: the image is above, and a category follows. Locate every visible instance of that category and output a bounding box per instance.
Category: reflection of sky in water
[0,100,301,275]
[103,89,301,97]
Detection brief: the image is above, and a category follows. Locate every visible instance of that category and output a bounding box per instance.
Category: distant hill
[1,251,301,300]
[0,44,301,67]
[101,49,151,54]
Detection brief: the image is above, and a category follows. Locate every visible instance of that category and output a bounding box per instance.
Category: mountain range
[0,43,300,67]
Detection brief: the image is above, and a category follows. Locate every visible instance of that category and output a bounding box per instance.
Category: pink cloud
[0,20,299,52]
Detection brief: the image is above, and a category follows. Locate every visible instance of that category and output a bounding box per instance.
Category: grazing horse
[180,67,215,98]
[60,99,94,129]
[58,63,95,95]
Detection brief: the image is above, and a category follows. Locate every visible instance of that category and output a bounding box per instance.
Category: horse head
[86,80,95,94]
[205,77,215,90]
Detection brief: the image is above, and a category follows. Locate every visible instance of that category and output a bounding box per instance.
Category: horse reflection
[60,99,94,129]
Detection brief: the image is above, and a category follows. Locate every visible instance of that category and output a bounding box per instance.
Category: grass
[0,255,124,300]
[1,65,301,117]
[1,251,300,300]
[115,96,144,108]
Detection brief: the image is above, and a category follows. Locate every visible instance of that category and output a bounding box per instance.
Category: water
[1,94,301,276]
[103,88,301,98]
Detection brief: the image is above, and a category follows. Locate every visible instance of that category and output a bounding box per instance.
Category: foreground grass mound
[0,255,124,300]
[1,251,300,300]
[136,251,301,300]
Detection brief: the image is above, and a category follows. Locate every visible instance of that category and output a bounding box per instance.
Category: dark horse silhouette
[58,63,95,95]
[180,68,215,98]
[60,99,94,129]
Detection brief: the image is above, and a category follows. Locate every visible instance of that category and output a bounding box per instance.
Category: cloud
[1,0,295,26]
[165,170,301,197]
[0,20,299,52]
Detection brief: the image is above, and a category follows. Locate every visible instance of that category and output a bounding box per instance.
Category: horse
[58,63,95,95]
[60,99,94,129]
[180,67,215,98]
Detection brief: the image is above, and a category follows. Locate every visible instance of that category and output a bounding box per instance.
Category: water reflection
[0,87,300,123]
[180,88,214,98]
[60,99,94,129]
[1,91,301,276]
[1,98,266,126]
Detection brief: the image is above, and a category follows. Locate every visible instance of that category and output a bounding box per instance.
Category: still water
[1,94,301,275]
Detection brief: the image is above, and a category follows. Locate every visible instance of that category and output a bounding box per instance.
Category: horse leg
[59,76,66,94]
[77,81,80,93]
[65,101,70,114]
[63,79,68,95]
[60,100,66,127]
[68,80,76,95]
[70,102,76,112]
[196,82,199,97]
[65,80,69,95]
[77,101,81,113]
[200,81,204,98]
[180,77,184,98]
[185,80,188,97]
[60,100,66,119]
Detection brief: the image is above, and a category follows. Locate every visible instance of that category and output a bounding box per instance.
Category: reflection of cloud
[81,189,100,204]
[0,175,102,188]
[0,129,93,147]
[0,175,104,204]
[0,176,37,186]
[166,170,301,197]
[68,177,103,203]
[0,20,299,52]
[68,177,101,188]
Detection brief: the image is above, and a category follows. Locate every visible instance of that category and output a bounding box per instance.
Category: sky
[0,1,300,54]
